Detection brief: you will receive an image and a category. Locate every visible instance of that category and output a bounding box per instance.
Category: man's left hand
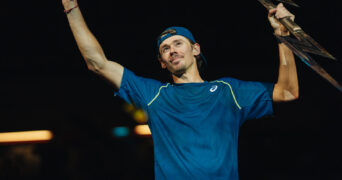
[268,3,295,36]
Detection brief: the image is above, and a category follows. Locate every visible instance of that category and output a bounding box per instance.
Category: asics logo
[210,85,218,92]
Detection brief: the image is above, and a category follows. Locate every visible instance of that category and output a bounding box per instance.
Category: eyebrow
[160,39,184,50]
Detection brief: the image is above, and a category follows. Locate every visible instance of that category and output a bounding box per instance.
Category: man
[62,0,298,179]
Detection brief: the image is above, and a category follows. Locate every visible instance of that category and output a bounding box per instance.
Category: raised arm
[62,0,124,90]
[268,3,299,102]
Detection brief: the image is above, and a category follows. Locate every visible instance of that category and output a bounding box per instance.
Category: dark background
[1,0,342,179]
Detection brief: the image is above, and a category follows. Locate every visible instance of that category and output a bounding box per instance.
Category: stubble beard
[172,59,195,78]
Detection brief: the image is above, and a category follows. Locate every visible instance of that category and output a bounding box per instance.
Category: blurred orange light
[0,130,53,143]
[134,125,151,136]
[133,109,148,123]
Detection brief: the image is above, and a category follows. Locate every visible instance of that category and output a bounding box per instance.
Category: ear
[158,57,167,69]
[192,43,201,56]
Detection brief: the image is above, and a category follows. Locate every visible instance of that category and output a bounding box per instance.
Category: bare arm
[268,3,299,102]
[62,0,123,90]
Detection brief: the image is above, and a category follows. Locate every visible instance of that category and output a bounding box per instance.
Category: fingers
[268,3,295,21]
[267,8,278,27]
[268,8,277,18]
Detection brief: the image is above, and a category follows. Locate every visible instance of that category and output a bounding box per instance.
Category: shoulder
[213,77,274,101]
[214,77,273,90]
[122,68,164,86]
[117,67,168,98]
[211,77,244,87]
[116,68,168,108]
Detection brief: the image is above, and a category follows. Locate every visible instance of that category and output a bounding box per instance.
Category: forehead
[159,35,189,48]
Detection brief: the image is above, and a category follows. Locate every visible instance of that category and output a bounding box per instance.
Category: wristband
[274,34,290,44]
[64,5,78,14]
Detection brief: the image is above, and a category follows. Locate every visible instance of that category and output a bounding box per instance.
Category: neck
[172,65,204,84]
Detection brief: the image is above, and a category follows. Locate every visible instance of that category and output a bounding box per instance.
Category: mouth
[170,56,183,64]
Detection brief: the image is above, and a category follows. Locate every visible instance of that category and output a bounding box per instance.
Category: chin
[172,67,186,76]
[167,62,187,75]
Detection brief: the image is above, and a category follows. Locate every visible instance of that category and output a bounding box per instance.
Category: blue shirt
[116,68,274,180]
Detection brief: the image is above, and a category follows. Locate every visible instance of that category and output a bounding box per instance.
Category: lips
[170,55,183,63]
[171,57,179,62]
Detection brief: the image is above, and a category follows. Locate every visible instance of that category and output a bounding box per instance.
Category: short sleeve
[219,77,274,125]
[115,68,164,109]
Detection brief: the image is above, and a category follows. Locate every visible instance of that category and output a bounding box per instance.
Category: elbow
[84,56,106,74]
[274,82,299,102]
[283,89,299,102]
[273,86,299,103]
[86,63,99,73]
[293,90,299,100]
[289,85,300,101]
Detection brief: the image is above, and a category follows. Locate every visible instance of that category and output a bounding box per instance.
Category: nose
[169,45,177,56]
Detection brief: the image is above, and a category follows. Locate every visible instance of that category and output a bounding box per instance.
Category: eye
[175,41,182,46]
[162,47,169,54]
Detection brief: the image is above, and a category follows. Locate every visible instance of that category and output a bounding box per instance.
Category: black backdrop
[1,0,342,179]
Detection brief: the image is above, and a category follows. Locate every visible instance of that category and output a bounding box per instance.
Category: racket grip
[279,17,302,32]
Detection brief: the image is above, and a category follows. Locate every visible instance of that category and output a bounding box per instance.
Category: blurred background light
[123,103,148,124]
[123,103,135,113]
[112,126,130,138]
[133,109,148,123]
[0,130,53,144]
[134,125,151,136]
